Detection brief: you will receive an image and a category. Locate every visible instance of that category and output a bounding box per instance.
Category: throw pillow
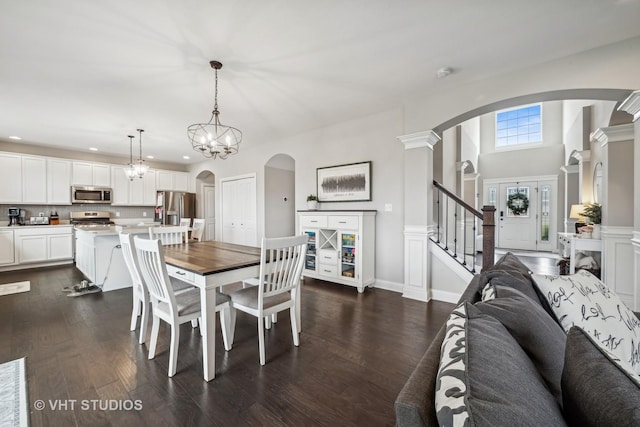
[435,302,566,427]
[532,270,640,376]
[562,327,640,427]
[475,286,566,403]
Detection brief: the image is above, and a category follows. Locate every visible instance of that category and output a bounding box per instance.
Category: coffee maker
[8,207,19,226]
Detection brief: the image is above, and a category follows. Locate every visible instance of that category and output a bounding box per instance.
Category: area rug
[0,357,29,426]
[0,282,30,297]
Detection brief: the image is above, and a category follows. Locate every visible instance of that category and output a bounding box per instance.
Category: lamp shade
[569,204,586,220]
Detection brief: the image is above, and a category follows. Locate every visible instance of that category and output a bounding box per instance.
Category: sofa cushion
[435,302,566,427]
[532,270,640,376]
[562,327,640,427]
[475,286,566,403]
[478,252,542,305]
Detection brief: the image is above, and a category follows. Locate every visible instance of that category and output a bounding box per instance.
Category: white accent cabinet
[298,210,376,293]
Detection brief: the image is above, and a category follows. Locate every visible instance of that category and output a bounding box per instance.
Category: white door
[497,182,538,250]
[221,175,257,246]
[203,184,215,241]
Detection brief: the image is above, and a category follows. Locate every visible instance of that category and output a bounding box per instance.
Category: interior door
[497,182,537,250]
[203,184,215,241]
[221,175,257,246]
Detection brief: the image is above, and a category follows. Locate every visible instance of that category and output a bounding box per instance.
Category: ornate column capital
[397,130,440,150]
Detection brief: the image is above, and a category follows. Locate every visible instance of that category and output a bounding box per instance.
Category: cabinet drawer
[318,250,338,265]
[167,265,195,284]
[318,264,338,277]
[301,215,327,228]
[328,216,359,229]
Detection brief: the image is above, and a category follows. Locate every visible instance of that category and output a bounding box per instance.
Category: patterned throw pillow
[532,270,640,376]
[435,302,566,427]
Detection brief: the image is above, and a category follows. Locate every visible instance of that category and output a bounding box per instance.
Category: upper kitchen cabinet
[0,153,23,203]
[156,170,189,192]
[111,167,157,206]
[72,161,111,187]
[46,158,72,205]
[22,156,47,203]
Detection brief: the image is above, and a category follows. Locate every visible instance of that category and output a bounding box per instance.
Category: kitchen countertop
[74,223,158,236]
[0,224,74,230]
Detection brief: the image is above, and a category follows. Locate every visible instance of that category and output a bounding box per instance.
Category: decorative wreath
[507,192,529,215]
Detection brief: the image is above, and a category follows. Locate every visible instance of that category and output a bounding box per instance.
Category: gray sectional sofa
[394,253,640,427]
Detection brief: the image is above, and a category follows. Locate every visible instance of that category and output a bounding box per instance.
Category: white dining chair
[228,234,308,365]
[149,225,189,245]
[179,218,191,227]
[120,232,196,344]
[120,232,150,345]
[133,236,234,377]
[191,218,205,241]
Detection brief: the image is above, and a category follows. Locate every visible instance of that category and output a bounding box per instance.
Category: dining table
[162,240,262,381]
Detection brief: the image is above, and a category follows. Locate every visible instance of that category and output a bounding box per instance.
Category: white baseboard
[372,279,403,293]
[431,289,461,304]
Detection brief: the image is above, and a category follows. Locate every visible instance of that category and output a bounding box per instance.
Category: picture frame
[316,161,371,202]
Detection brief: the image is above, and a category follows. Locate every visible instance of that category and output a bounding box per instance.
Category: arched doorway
[264,154,295,237]
[195,170,215,240]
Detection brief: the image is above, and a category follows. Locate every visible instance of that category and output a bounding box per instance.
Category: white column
[591,122,635,307]
[398,130,440,301]
[618,90,640,310]
[560,165,579,233]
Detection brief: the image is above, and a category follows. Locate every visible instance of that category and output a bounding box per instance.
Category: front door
[498,182,538,250]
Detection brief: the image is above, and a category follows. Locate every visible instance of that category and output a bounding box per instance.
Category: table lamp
[569,204,586,233]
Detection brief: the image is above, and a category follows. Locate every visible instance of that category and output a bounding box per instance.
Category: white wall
[264,166,295,237]
[190,108,406,287]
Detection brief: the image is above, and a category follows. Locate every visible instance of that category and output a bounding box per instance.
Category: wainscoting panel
[602,226,634,308]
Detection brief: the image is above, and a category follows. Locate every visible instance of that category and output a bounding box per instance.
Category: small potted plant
[581,202,602,238]
[306,194,318,210]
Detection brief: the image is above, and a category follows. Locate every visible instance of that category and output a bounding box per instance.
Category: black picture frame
[316,161,372,202]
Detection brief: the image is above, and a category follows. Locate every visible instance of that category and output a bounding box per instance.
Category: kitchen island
[74,224,152,292]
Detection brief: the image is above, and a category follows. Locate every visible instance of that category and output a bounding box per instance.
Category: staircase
[432,180,496,274]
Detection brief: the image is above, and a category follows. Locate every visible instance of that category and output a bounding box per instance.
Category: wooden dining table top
[162,240,262,276]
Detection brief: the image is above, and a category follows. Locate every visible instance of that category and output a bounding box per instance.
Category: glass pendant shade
[188,60,242,159]
[124,135,137,180]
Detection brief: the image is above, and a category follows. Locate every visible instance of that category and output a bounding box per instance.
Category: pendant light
[187,60,242,159]
[123,134,137,180]
[134,128,149,178]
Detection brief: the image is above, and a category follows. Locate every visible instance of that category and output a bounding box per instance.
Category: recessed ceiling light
[183,155,190,160]
[9,135,21,140]
[89,147,98,151]
[146,155,154,159]
[436,67,453,78]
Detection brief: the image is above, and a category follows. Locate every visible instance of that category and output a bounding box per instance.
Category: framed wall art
[316,161,371,202]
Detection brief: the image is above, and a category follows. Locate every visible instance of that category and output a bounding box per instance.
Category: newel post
[481,205,496,271]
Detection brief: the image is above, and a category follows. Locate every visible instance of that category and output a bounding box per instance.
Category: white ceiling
[2,0,640,165]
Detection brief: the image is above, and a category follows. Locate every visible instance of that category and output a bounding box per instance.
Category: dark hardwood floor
[0,265,453,427]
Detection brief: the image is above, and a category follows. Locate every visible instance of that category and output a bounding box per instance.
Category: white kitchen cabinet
[156,170,189,191]
[22,156,47,203]
[0,230,15,265]
[47,158,72,204]
[72,161,111,187]
[13,226,74,265]
[111,167,156,206]
[0,153,23,203]
[299,210,376,293]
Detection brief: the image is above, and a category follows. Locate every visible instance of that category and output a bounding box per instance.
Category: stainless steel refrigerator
[155,191,196,225]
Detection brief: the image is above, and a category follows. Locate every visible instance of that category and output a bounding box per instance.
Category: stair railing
[433,180,496,273]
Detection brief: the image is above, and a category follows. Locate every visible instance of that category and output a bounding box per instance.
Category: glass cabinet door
[340,232,356,279]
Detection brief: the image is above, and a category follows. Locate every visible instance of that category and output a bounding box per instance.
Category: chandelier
[123,129,149,180]
[187,60,242,159]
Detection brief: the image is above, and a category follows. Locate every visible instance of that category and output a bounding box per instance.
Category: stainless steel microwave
[71,186,112,204]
